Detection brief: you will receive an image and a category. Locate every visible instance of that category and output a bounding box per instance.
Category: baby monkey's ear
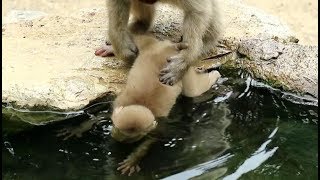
[175,42,189,51]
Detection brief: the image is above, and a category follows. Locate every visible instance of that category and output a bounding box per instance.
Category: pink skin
[94,44,114,57]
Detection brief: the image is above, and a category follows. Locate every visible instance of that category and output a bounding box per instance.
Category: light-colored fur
[112,35,221,134]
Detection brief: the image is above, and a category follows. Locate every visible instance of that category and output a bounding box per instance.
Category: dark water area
[2,70,318,180]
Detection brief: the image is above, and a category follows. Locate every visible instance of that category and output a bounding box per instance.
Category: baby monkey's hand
[117,157,141,176]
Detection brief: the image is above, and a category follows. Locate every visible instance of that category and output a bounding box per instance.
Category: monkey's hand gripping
[159,43,190,86]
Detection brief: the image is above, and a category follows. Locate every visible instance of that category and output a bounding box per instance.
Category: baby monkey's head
[111,105,157,143]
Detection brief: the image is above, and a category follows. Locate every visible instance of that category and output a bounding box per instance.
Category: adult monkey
[95,0,221,86]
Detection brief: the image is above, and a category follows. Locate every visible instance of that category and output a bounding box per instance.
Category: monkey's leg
[201,15,222,57]
[117,138,157,176]
[95,0,138,63]
[181,67,221,97]
[160,1,212,85]
[129,0,155,34]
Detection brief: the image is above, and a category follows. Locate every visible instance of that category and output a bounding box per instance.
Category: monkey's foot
[159,54,187,86]
[95,44,114,57]
[56,119,99,140]
[117,158,141,176]
[120,39,139,62]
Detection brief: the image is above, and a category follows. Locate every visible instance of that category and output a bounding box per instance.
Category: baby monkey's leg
[181,67,221,97]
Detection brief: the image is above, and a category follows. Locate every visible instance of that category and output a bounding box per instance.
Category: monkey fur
[110,34,221,176]
[95,0,221,86]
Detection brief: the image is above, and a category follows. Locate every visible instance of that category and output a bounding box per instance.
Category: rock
[2,9,127,111]
[2,0,317,131]
[232,34,318,98]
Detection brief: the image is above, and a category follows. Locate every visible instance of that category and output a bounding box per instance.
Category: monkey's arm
[56,118,101,140]
[160,3,211,85]
[117,138,157,176]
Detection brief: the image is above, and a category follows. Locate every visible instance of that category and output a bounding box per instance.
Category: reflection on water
[223,127,279,180]
[2,71,318,180]
[163,153,234,180]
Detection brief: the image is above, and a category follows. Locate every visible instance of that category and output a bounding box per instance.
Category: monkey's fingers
[121,168,130,175]
[160,68,170,75]
[63,133,75,141]
[128,167,136,176]
[120,165,131,175]
[56,129,69,137]
[56,128,68,134]
[160,62,175,75]
[118,159,129,166]
[166,56,176,63]
[118,162,130,170]
[94,45,114,57]
[136,165,141,172]
[159,73,173,86]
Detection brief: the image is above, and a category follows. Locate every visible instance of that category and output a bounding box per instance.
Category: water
[2,71,318,180]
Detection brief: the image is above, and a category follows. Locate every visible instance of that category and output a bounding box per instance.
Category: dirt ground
[2,0,318,45]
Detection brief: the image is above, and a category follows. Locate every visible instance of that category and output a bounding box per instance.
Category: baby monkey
[95,0,221,86]
[111,34,221,176]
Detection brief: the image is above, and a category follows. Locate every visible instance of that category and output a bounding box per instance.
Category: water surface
[3,71,318,180]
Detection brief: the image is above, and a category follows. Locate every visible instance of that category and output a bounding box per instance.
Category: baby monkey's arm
[117,138,157,176]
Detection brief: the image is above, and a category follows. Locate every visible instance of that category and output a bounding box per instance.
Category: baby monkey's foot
[117,158,141,176]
